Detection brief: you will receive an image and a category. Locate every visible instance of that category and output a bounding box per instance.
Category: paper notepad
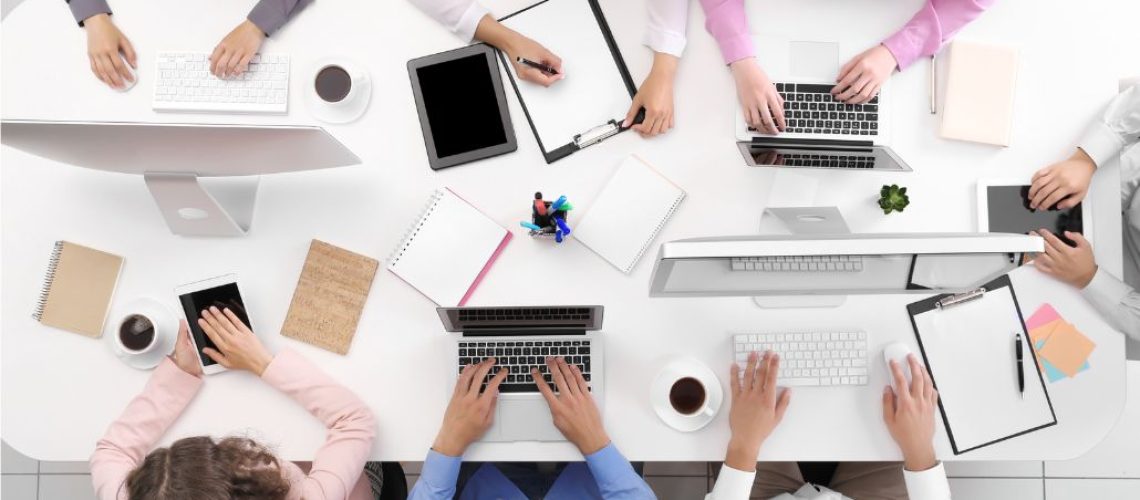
[34,241,124,338]
[281,240,378,355]
[940,40,1019,146]
[574,155,685,273]
[387,188,511,306]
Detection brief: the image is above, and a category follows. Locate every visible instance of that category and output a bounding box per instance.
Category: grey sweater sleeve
[247,0,314,36]
[66,0,112,26]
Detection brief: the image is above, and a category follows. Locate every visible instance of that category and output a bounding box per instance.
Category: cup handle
[702,405,716,417]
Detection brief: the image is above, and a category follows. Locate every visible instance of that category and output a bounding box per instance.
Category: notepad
[281,240,378,355]
[574,155,685,274]
[1026,304,1094,382]
[940,40,1019,146]
[33,241,124,338]
[387,188,512,306]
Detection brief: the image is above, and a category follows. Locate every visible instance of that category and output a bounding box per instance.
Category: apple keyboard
[152,52,290,114]
[731,255,864,272]
[733,331,869,386]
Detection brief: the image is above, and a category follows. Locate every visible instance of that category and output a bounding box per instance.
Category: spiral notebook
[575,155,686,273]
[34,241,124,338]
[387,188,512,306]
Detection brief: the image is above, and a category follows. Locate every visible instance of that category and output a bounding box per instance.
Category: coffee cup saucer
[306,58,371,124]
[651,357,723,433]
[106,298,178,370]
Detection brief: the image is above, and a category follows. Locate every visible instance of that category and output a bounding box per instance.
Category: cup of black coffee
[669,376,713,416]
[117,313,157,353]
[315,64,355,104]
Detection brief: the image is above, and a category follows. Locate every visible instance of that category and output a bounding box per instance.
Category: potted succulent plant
[878,184,910,214]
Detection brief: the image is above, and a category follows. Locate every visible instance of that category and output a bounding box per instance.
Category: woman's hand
[84,13,136,89]
[474,15,563,87]
[832,45,896,104]
[730,58,785,135]
[197,306,272,375]
[210,20,265,78]
[624,53,678,137]
[170,320,202,376]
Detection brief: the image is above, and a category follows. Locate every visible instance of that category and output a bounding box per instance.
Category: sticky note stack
[1025,304,1095,383]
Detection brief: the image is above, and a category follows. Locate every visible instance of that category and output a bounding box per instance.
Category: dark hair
[125,436,290,500]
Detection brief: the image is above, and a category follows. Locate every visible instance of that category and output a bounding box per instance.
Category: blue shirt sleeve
[584,443,657,499]
[408,450,463,500]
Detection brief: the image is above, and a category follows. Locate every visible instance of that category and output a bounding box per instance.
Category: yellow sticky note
[1037,322,1096,377]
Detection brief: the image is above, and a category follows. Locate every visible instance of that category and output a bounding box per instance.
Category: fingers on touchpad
[790,41,840,81]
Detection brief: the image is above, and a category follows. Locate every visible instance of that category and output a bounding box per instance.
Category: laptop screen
[437,306,603,333]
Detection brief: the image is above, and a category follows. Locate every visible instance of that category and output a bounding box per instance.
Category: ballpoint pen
[549,195,568,214]
[1015,332,1024,398]
[516,57,559,76]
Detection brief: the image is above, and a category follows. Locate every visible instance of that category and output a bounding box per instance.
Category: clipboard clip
[574,120,621,149]
[935,287,987,310]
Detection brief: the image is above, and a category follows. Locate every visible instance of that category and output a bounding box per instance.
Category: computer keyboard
[734,331,869,386]
[731,255,864,272]
[152,52,290,114]
[459,339,592,393]
[749,83,878,137]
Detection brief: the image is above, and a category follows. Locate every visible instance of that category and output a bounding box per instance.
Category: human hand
[196,306,272,375]
[731,58,785,135]
[883,354,938,472]
[725,351,791,472]
[84,13,136,89]
[1031,229,1098,289]
[1028,149,1097,210]
[170,320,203,376]
[432,358,508,456]
[624,52,678,137]
[531,357,609,455]
[210,20,265,78]
[504,33,563,87]
[832,44,896,104]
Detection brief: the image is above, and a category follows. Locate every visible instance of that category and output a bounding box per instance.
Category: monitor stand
[754,206,850,309]
[144,173,258,237]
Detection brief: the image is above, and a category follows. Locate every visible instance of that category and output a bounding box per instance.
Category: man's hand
[1031,229,1098,289]
[196,306,273,375]
[624,52,678,137]
[883,354,939,472]
[832,44,896,104]
[474,15,563,87]
[531,357,610,455]
[210,20,265,78]
[725,351,791,472]
[170,320,202,376]
[432,358,508,457]
[730,58,785,135]
[1029,149,1097,211]
[84,13,136,89]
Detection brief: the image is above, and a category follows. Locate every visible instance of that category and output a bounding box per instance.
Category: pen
[534,199,547,216]
[930,54,937,114]
[549,195,567,213]
[520,221,542,231]
[555,229,564,243]
[1015,332,1024,398]
[554,217,571,236]
[516,57,559,76]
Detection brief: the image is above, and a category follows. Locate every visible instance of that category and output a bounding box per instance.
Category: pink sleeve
[261,349,377,500]
[699,0,754,64]
[89,359,204,500]
[882,0,997,70]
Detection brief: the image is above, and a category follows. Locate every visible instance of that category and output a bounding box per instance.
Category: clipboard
[498,0,643,164]
[906,274,1057,455]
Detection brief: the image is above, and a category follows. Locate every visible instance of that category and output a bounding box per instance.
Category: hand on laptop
[197,306,273,376]
[210,20,266,79]
[1030,229,1098,289]
[832,45,896,104]
[170,320,203,377]
[433,358,508,457]
[724,351,791,472]
[730,58,785,135]
[1028,149,1097,211]
[624,52,678,137]
[474,15,563,87]
[883,354,939,472]
[531,357,611,455]
[83,13,137,89]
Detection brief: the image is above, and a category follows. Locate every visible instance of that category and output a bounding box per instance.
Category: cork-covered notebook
[281,240,378,354]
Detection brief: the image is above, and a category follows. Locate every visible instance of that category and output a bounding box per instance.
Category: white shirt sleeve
[406,0,490,43]
[903,462,953,500]
[1081,268,1140,340]
[705,465,756,500]
[645,0,690,57]
[1079,84,1140,169]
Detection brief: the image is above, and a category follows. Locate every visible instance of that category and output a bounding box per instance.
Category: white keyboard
[733,331,869,386]
[731,255,864,272]
[152,52,290,114]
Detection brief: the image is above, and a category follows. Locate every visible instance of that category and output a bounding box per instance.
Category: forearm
[247,0,314,36]
[1081,268,1140,340]
[67,0,111,26]
[1078,85,1140,168]
[646,0,690,57]
[882,0,996,71]
[585,444,655,499]
[473,14,522,54]
[407,450,461,500]
[698,0,753,64]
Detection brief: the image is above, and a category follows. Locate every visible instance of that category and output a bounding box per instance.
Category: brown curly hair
[125,436,291,500]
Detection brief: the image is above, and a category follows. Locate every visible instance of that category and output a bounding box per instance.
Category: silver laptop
[437,306,605,442]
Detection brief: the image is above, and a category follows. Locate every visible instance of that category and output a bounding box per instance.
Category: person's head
[125,436,290,500]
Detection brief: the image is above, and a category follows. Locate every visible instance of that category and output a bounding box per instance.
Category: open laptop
[437,306,605,442]
[736,38,912,172]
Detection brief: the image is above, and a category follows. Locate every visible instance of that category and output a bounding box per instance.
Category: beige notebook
[34,241,124,338]
[281,240,378,355]
[940,41,1019,146]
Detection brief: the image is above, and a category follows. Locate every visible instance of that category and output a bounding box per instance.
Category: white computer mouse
[882,342,913,388]
[113,54,137,92]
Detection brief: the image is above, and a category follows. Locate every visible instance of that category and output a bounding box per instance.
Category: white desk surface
[1,0,1131,462]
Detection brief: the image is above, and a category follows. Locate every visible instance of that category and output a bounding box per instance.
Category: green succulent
[879,184,910,214]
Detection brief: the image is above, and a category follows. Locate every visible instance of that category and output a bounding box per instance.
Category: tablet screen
[417,54,507,158]
[178,282,252,366]
[987,185,1083,245]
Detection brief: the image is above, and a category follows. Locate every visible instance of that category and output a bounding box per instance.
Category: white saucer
[105,298,178,370]
[651,357,724,432]
[306,58,371,124]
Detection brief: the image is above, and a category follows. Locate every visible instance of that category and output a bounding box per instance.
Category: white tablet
[977,179,1091,245]
[175,274,253,375]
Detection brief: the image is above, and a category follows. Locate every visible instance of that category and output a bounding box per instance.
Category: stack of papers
[1026,304,1095,383]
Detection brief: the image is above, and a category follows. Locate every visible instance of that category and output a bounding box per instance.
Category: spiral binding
[624,194,685,273]
[387,189,446,267]
[32,241,65,321]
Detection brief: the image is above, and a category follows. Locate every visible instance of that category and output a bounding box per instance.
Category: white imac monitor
[0,120,361,237]
[648,233,1043,306]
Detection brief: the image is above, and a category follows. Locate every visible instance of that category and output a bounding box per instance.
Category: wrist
[1078,265,1099,289]
[475,15,512,52]
[242,19,266,37]
[577,433,611,456]
[1073,148,1098,170]
[431,433,468,458]
[252,352,273,376]
[902,444,938,472]
[729,57,755,73]
[724,437,760,472]
[650,53,679,77]
[85,13,111,27]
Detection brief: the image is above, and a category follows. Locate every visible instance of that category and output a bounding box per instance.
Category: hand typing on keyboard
[730,58,786,135]
[432,358,508,457]
[832,45,897,105]
[531,357,611,455]
[724,351,791,472]
[210,20,267,79]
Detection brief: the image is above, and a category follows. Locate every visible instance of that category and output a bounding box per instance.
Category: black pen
[1015,332,1024,398]
[516,57,559,76]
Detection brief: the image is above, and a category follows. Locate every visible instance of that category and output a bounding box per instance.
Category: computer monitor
[0,120,360,237]
[648,233,1043,306]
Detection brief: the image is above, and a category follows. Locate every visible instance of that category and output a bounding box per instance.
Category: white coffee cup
[308,58,371,124]
[668,375,716,418]
[115,312,159,355]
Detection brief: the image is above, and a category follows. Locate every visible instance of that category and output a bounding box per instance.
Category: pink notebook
[387,188,511,306]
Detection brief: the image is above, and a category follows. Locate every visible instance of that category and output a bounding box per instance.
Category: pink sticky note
[1027,304,1061,331]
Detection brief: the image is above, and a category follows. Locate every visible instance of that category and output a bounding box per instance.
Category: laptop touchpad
[499,400,564,441]
[790,41,840,80]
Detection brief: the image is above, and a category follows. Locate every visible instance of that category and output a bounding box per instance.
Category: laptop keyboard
[749,83,879,137]
[459,339,592,393]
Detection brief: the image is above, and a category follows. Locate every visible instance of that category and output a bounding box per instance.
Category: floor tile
[1,475,38,500]
[2,440,38,474]
[38,474,95,500]
[944,461,1043,478]
[38,461,90,474]
[1045,363,1140,478]
[947,478,1043,500]
[644,462,708,477]
[1045,478,1140,500]
[646,476,709,500]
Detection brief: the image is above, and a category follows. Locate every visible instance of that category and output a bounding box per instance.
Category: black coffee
[315,65,352,103]
[669,377,706,415]
[119,314,155,352]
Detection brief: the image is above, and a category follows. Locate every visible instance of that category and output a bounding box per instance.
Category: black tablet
[408,44,517,170]
[980,182,1086,246]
